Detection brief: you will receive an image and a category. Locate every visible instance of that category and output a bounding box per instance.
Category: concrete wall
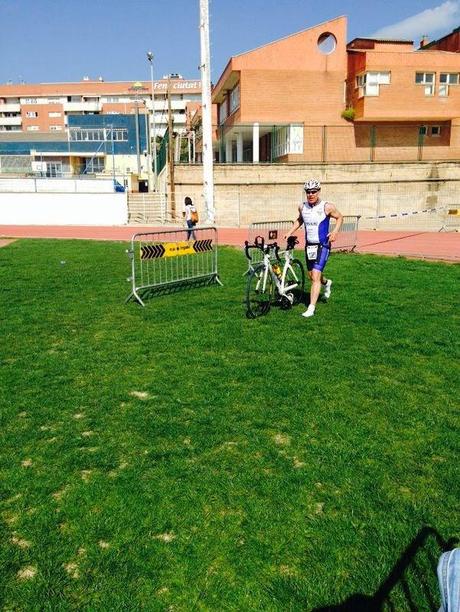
[173,161,460,230]
[0,192,128,225]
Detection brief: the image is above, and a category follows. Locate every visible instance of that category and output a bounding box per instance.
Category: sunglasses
[305,189,319,195]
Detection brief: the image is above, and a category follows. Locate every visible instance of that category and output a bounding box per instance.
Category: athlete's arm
[326,203,343,242]
[285,205,304,238]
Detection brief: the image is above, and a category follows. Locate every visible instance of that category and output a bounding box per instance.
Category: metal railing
[210,124,460,163]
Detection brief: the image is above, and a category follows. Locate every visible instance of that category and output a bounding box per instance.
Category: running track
[0,224,459,262]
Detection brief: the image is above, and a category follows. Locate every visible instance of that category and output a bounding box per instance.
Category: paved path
[0,224,459,262]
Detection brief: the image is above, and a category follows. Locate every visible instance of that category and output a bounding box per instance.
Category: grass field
[0,239,458,611]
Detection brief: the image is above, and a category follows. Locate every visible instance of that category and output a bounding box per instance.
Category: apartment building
[0,114,149,186]
[0,76,201,137]
[211,18,460,163]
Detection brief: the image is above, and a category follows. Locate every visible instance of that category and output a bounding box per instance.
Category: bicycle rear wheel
[246,263,274,318]
[284,259,305,305]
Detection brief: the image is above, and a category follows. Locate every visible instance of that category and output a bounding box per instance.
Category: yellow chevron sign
[141,239,213,260]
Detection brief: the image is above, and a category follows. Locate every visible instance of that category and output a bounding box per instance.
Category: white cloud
[371,1,460,40]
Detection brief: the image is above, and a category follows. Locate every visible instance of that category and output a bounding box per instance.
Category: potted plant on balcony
[341,107,355,122]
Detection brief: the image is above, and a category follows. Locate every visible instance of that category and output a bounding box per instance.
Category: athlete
[286,179,343,318]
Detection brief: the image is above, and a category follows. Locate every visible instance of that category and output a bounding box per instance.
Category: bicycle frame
[257,246,301,298]
[244,236,305,318]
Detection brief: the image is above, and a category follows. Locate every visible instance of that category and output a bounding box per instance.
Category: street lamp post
[147,51,157,191]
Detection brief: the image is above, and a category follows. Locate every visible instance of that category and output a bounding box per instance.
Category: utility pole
[147,51,157,191]
[199,0,215,223]
[167,77,176,219]
[134,101,141,177]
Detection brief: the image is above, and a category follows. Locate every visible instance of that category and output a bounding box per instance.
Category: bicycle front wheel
[245,263,274,318]
[284,259,305,305]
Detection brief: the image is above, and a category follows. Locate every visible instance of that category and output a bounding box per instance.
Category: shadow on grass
[312,526,458,611]
[266,526,457,611]
[127,275,221,305]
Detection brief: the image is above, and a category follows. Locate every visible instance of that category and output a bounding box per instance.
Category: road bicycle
[244,235,305,318]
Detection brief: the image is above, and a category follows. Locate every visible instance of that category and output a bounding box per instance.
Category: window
[230,84,240,114]
[317,32,337,55]
[69,127,128,142]
[110,129,128,141]
[49,112,61,117]
[356,72,390,96]
[23,98,37,104]
[218,98,228,125]
[27,125,39,131]
[84,157,104,173]
[46,162,62,177]
[26,111,38,118]
[50,125,63,131]
[439,73,459,96]
[273,124,304,157]
[415,72,435,95]
[419,125,441,137]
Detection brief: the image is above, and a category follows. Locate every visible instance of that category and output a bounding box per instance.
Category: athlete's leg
[309,269,322,306]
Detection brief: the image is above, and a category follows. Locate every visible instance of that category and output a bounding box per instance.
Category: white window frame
[439,73,459,97]
[356,71,391,97]
[430,125,441,137]
[46,162,62,177]
[25,111,38,118]
[27,125,40,131]
[415,72,435,96]
[229,84,240,114]
[273,124,304,157]
[49,111,61,118]
[50,125,63,131]
[69,127,128,142]
[218,98,228,125]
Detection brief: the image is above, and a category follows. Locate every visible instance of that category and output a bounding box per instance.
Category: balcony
[0,102,21,113]
[0,116,22,126]
[64,102,101,112]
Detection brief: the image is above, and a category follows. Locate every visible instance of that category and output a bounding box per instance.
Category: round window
[317,32,337,55]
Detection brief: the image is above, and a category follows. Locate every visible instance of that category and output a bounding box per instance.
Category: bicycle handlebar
[244,238,280,260]
[244,235,299,260]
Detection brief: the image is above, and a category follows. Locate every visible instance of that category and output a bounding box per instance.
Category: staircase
[127,192,171,224]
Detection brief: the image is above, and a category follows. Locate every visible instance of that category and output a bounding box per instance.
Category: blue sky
[0,0,459,85]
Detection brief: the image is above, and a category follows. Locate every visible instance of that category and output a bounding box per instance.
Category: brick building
[0,76,201,137]
[211,17,460,163]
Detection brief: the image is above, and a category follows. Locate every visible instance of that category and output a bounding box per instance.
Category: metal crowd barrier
[329,215,361,251]
[245,220,293,272]
[245,215,360,272]
[440,208,459,232]
[126,226,222,306]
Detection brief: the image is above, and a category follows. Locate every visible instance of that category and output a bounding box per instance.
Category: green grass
[0,239,458,610]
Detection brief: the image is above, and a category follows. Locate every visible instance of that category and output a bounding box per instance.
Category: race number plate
[306,245,318,260]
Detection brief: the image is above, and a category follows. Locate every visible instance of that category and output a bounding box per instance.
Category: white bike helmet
[304,179,321,191]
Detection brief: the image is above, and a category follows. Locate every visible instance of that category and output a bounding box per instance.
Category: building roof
[232,15,347,59]
[419,25,460,51]
[0,78,201,97]
[347,38,414,51]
